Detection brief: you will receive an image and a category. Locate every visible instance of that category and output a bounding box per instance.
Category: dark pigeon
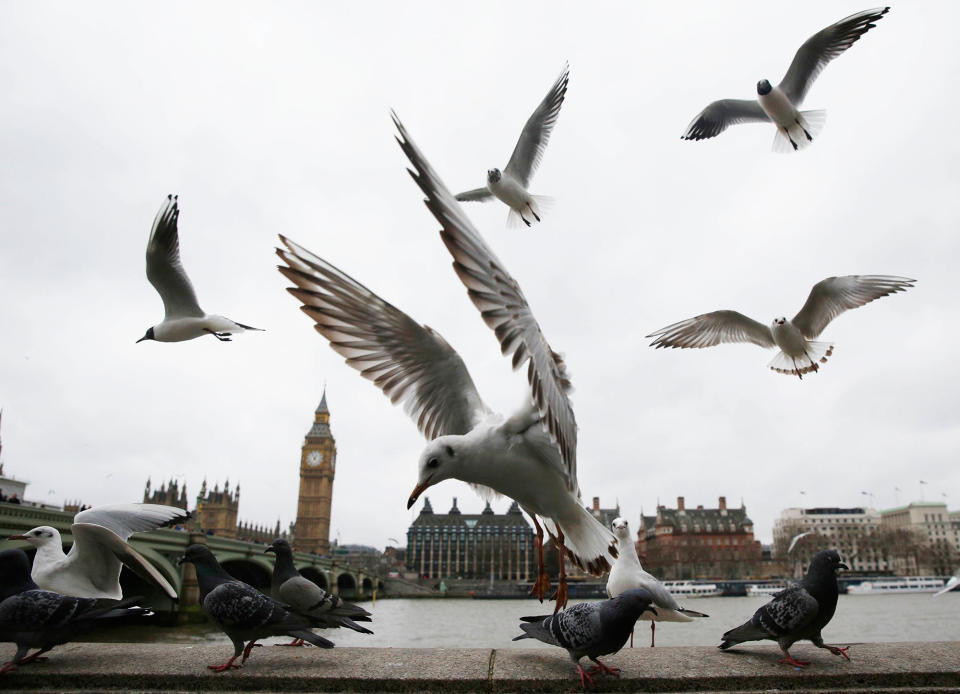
[177,544,333,672]
[719,549,849,667]
[512,588,657,687]
[0,549,150,674]
[264,538,372,646]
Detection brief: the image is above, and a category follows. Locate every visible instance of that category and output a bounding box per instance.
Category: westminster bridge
[0,502,385,612]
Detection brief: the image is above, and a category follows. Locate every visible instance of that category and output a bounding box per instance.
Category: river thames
[95,593,959,648]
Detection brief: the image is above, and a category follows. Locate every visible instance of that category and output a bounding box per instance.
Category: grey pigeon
[719,549,849,667]
[264,538,372,646]
[682,8,889,151]
[512,588,657,687]
[0,549,150,674]
[177,544,333,672]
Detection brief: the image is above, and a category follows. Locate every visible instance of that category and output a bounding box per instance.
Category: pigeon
[137,194,262,343]
[647,275,915,379]
[719,549,849,667]
[455,62,568,228]
[0,549,150,674]
[264,538,372,646]
[512,588,657,687]
[682,7,890,151]
[9,503,188,600]
[177,544,334,672]
[606,518,707,647]
[276,113,618,613]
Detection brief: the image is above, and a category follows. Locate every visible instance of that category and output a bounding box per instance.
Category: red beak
[407,478,433,509]
[8,535,28,541]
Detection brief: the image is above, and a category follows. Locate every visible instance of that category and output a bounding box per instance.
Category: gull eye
[427,458,440,469]
[445,445,455,457]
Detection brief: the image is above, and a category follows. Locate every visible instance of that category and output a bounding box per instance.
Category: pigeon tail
[768,341,833,377]
[718,620,769,648]
[772,110,827,153]
[286,630,335,648]
[546,505,618,576]
[512,619,557,645]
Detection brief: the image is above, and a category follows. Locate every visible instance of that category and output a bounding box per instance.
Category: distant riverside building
[406,497,535,580]
[636,496,762,579]
[774,507,885,573]
[143,478,189,511]
[881,502,958,576]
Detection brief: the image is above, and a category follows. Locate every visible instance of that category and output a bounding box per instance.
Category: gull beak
[176,555,187,566]
[7,535,28,541]
[407,477,433,509]
[644,605,658,617]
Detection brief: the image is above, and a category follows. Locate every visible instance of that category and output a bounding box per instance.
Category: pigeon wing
[791,275,915,339]
[754,584,819,637]
[455,187,494,202]
[277,236,489,440]
[394,112,579,489]
[681,100,770,141]
[778,7,890,105]
[145,195,205,319]
[503,62,569,188]
[205,581,297,630]
[552,602,602,652]
[647,310,775,349]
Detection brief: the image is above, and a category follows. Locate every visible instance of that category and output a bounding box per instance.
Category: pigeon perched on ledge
[513,588,657,687]
[178,544,333,672]
[0,549,150,674]
[719,549,849,667]
[265,538,372,646]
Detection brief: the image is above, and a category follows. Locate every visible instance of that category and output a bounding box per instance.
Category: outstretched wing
[455,187,494,202]
[792,275,915,339]
[74,503,189,542]
[503,62,569,188]
[393,112,578,490]
[277,236,489,441]
[145,195,204,319]
[778,7,890,105]
[681,99,770,141]
[647,310,775,349]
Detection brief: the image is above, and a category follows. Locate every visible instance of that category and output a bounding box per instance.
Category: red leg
[240,640,261,664]
[16,648,51,665]
[277,638,305,647]
[551,527,568,613]
[779,649,810,668]
[208,655,241,672]
[0,662,16,675]
[826,645,851,661]
[587,659,621,678]
[650,620,656,647]
[575,663,595,688]
[629,627,634,648]
[527,514,551,602]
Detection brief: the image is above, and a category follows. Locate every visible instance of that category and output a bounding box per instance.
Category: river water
[95,593,958,648]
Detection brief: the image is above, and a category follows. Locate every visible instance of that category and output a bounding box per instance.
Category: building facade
[636,496,763,579]
[773,506,885,573]
[880,502,958,575]
[406,497,535,580]
[143,478,189,511]
[293,391,336,556]
[195,479,240,536]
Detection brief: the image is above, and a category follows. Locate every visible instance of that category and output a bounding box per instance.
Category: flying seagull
[720,549,849,668]
[647,275,915,379]
[606,518,707,647]
[455,62,568,228]
[178,544,333,672]
[10,503,188,600]
[513,588,657,687]
[682,7,890,151]
[264,538,372,646]
[275,114,618,612]
[137,195,262,343]
[934,568,959,597]
[788,531,815,554]
[0,549,151,675]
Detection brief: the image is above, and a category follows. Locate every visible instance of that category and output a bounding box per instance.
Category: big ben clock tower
[294,390,336,555]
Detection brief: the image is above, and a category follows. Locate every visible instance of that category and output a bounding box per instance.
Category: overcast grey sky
[1,1,956,549]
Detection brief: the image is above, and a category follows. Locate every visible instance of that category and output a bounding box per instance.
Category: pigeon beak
[176,555,187,566]
[407,476,434,509]
[264,546,276,554]
[7,534,28,541]
[838,562,849,571]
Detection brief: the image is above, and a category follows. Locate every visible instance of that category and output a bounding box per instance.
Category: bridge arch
[362,577,373,593]
[220,557,271,590]
[336,572,357,599]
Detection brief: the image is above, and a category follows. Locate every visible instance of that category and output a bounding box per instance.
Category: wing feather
[791,275,915,338]
[455,187,494,202]
[681,99,769,141]
[145,195,205,319]
[503,62,569,188]
[647,310,775,349]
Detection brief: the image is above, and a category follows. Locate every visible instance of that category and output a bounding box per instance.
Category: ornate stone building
[293,391,336,556]
[195,479,240,537]
[406,497,535,580]
[143,478,189,511]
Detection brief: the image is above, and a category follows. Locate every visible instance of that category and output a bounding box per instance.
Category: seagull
[682,7,890,151]
[275,114,617,612]
[455,62,568,228]
[647,275,915,379]
[513,588,657,688]
[720,549,849,668]
[788,531,815,554]
[9,503,189,600]
[606,518,707,647]
[934,569,959,597]
[0,549,151,675]
[137,195,262,343]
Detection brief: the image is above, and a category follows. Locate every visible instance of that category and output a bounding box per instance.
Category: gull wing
[778,7,890,106]
[791,275,915,339]
[145,195,205,319]
[681,99,769,141]
[503,62,569,188]
[74,503,190,542]
[393,112,578,489]
[66,523,179,599]
[455,187,494,202]
[647,310,775,349]
[277,236,489,440]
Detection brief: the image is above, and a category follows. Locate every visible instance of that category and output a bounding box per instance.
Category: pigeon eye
[427,458,440,469]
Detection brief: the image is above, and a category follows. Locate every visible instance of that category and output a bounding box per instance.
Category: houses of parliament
[144,392,337,555]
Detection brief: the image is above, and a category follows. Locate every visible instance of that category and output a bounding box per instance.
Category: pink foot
[208,655,241,672]
[277,638,305,647]
[576,663,595,688]
[588,660,621,678]
[0,662,16,675]
[827,645,851,661]
[779,655,811,668]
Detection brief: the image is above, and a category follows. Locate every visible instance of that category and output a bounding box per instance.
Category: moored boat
[661,580,722,597]
[847,576,946,594]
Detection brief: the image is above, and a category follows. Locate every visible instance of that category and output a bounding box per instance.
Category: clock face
[306,450,323,466]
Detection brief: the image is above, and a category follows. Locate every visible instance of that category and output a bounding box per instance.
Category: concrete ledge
[0,642,958,692]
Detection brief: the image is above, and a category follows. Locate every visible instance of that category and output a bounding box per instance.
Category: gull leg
[527,202,541,222]
[650,620,656,647]
[630,627,634,648]
[550,527,569,612]
[205,329,232,342]
[796,118,813,141]
[528,514,551,602]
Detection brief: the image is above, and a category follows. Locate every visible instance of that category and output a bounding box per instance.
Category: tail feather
[552,504,619,576]
[288,630,335,649]
[772,109,827,153]
[768,341,834,377]
[506,195,554,229]
[719,620,769,648]
[512,621,556,645]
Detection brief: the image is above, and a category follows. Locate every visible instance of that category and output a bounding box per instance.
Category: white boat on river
[661,580,722,597]
[847,576,946,594]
